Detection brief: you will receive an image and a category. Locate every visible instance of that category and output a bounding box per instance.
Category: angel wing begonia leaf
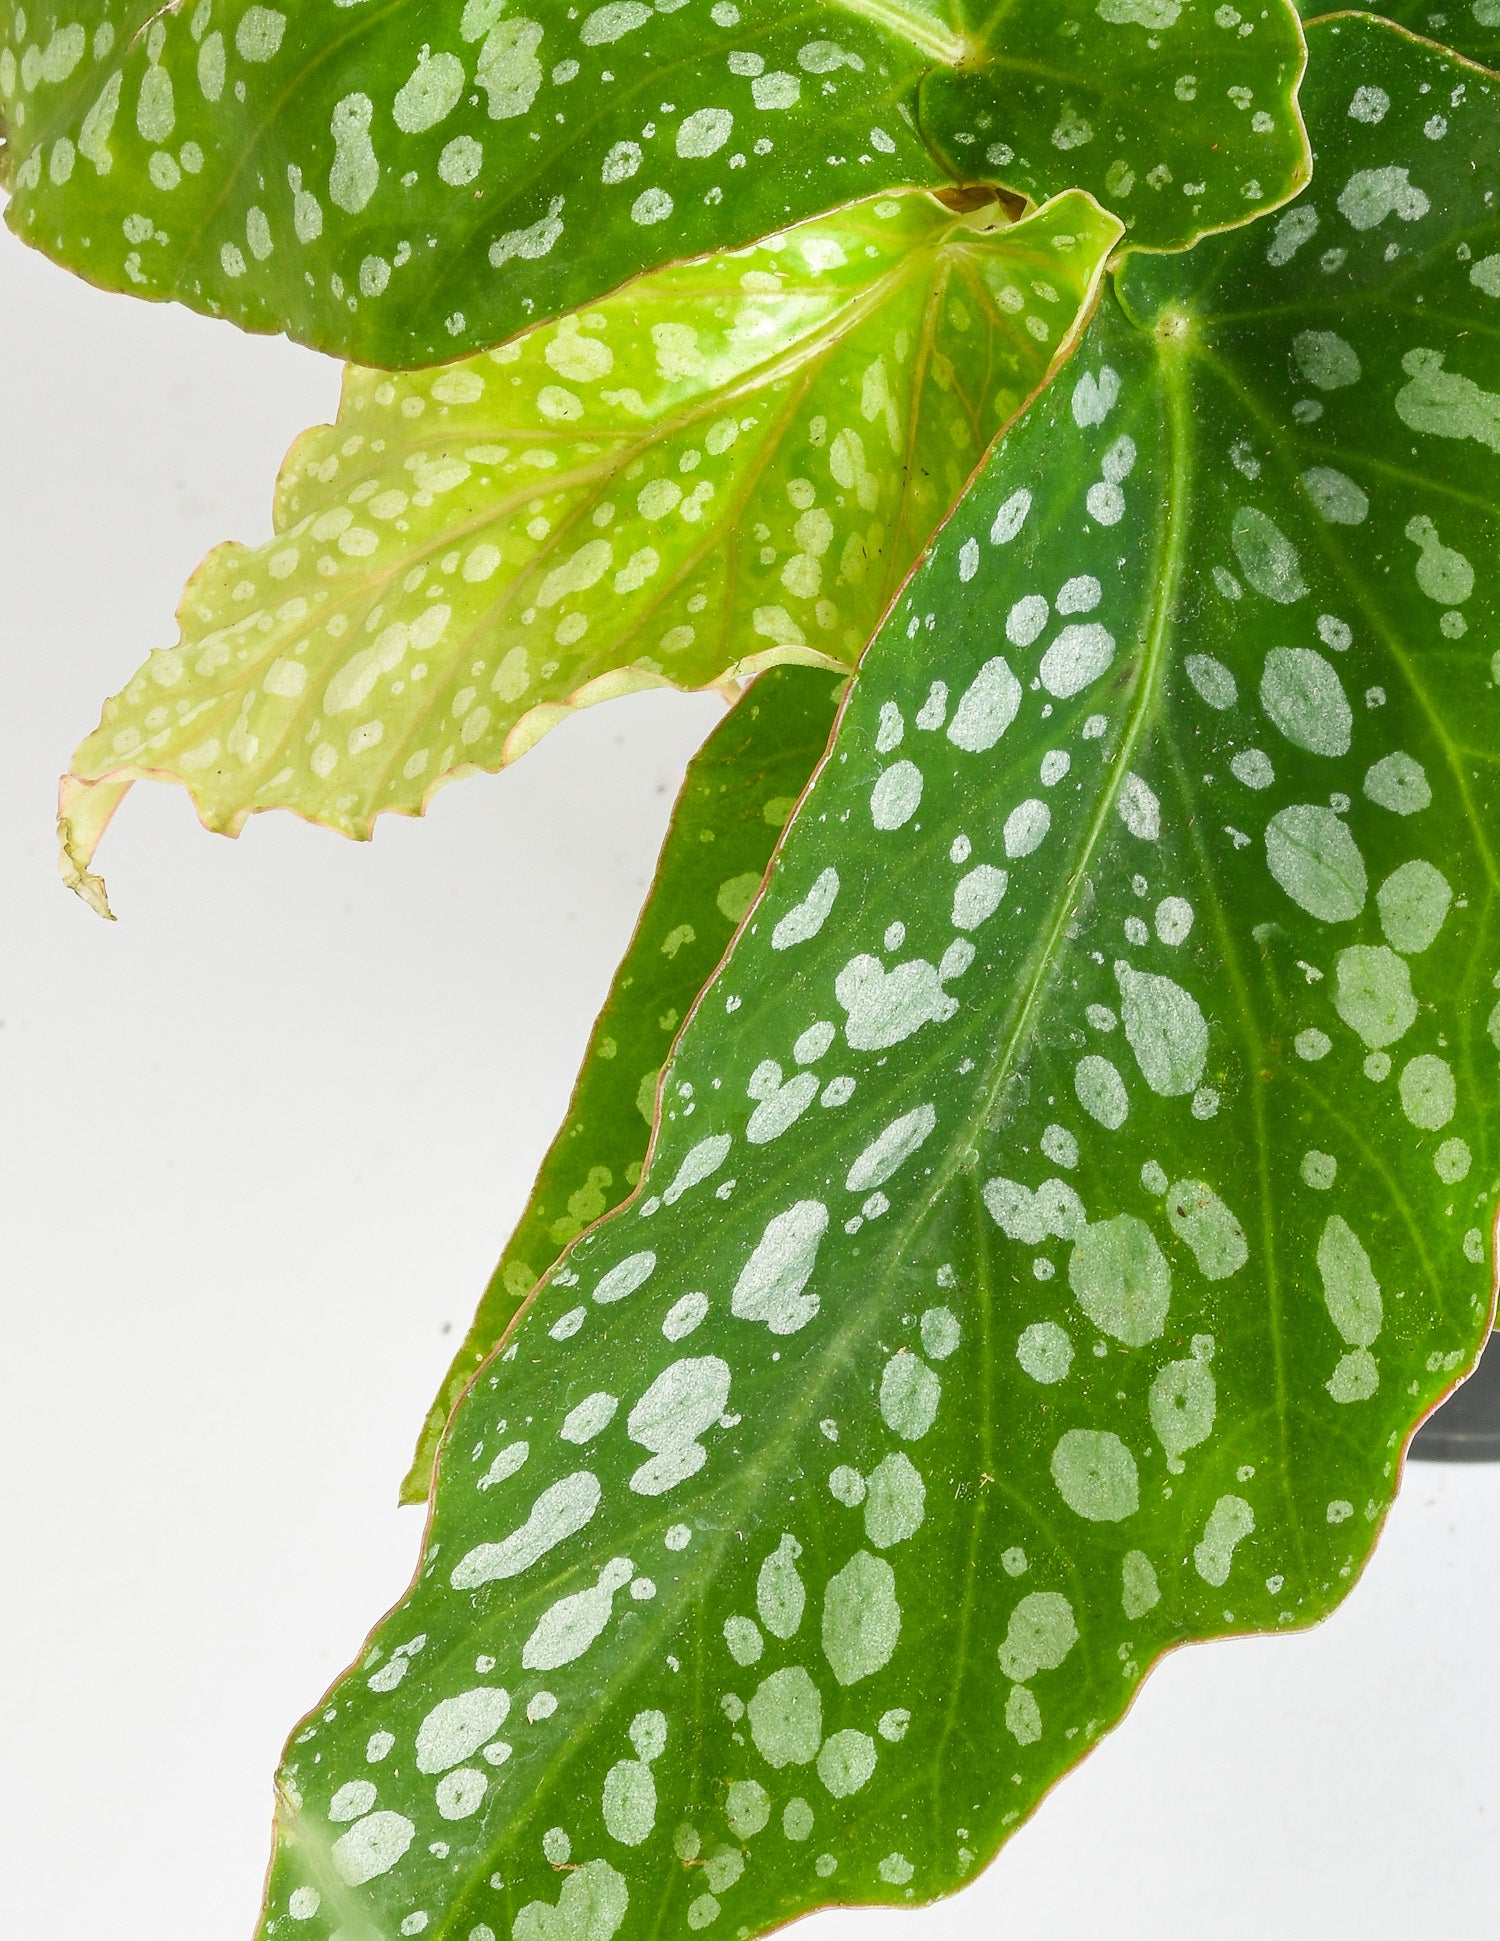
[58,187,1120,914]
[0,0,1307,364]
[252,18,1497,1940]
[401,663,844,1506]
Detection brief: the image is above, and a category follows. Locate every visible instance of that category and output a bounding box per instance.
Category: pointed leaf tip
[58,776,125,920]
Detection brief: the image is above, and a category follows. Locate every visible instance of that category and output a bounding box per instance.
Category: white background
[1,224,1497,1941]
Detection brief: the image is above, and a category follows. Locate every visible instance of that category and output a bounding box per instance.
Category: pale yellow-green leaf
[60,187,1121,907]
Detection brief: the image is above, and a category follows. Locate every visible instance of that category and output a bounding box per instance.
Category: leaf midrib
[882,314,1185,1289]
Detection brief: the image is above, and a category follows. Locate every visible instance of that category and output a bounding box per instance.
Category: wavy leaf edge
[58,185,1123,913]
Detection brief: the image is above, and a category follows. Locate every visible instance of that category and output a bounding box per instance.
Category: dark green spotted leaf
[0,0,1307,364]
[1303,2,1500,72]
[59,187,1117,915]
[250,18,1497,1940]
[922,0,1310,252]
[401,664,843,1507]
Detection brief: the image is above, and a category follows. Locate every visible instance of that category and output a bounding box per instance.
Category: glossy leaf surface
[402,664,843,1505]
[254,19,1497,1940]
[1310,2,1500,70]
[0,0,1307,363]
[922,0,1309,250]
[60,187,1118,913]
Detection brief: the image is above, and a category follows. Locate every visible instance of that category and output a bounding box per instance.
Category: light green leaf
[0,0,1307,363]
[401,663,844,1506]
[253,17,1496,1940]
[59,186,1119,912]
